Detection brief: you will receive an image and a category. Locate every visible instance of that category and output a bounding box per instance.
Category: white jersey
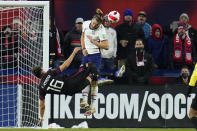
[82,20,107,54]
[101,27,117,58]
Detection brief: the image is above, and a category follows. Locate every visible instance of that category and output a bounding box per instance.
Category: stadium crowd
[60,9,197,85]
[1,9,197,85]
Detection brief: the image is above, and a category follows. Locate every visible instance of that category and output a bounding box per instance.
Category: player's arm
[40,99,45,119]
[81,32,85,49]
[86,35,109,50]
[37,99,45,126]
[59,47,81,72]
[189,64,197,87]
[93,40,109,50]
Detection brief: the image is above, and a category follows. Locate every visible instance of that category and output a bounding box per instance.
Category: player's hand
[87,35,94,43]
[82,49,88,56]
[73,47,81,54]
[37,117,44,126]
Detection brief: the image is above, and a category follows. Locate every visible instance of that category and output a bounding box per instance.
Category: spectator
[49,18,62,68]
[171,21,196,69]
[136,11,151,39]
[12,18,22,44]
[100,15,117,71]
[147,24,169,69]
[0,25,16,68]
[179,13,197,53]
[63,17,84,68]
[163,13,197,51]
[12,18,21,32]
[125,39,154,85]
[115,9,145,69]
[176,65,190,85]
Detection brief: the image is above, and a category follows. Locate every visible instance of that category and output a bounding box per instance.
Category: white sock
[82,85,90,103]
[90,85,98,108]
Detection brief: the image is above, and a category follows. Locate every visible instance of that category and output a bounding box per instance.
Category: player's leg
[80,77,92,109]
[80,54,101,115]
[72,62,99,109]
[84,63,99,116]
[189,108,197,130]
[84,80,97,116]
[189,96,197,130]
[80,56,91,108]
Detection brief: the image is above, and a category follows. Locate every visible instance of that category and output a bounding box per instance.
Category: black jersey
[39,66,91,100]
[39,68,68,100]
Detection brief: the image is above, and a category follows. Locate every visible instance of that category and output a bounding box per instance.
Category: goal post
[0,1,49,128]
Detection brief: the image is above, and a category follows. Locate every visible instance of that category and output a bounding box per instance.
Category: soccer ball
[108,10,120,23]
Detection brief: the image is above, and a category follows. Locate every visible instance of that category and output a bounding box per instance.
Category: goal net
[0,1,49,127]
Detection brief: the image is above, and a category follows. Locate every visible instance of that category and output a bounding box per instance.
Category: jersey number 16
[47,79,64,92]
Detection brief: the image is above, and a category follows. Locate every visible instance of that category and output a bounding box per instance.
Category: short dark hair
[32,66,43,78]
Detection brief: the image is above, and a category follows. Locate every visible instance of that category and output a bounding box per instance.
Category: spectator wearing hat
[170,21,196,69]
[163,13,197,53]
[63,17,84,68]
[147,24,169,69]
[115,9,145,69]
[179,13,197,53]
[136,11,151,39]
[100,15,117,72]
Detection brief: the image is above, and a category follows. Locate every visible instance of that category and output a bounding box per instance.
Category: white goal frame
[0,1,49,128]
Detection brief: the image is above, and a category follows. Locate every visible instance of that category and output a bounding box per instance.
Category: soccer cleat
[98,78,114,86]
[115,65,125,78]
[80,101,89,109]
[84,107,96,116]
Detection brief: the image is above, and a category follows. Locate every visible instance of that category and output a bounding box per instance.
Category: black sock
[191,117,197,129]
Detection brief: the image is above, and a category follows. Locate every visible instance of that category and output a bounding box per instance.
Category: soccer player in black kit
[32,47,99,125]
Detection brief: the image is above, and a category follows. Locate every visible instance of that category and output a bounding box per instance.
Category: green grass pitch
[0,128,195,131]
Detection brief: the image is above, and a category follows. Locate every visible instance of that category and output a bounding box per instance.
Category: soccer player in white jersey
[80,8,109,116]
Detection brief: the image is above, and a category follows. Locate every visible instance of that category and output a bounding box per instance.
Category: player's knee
[189,108,197,118]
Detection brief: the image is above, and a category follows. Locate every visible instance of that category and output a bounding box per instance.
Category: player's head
[32,66,43,79]
[90,8,103,30]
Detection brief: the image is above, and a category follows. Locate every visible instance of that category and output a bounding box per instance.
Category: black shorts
[191,94,197,110]
[63,66,91,95]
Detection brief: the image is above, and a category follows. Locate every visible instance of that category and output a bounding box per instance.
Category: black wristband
[82,48,86,50]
